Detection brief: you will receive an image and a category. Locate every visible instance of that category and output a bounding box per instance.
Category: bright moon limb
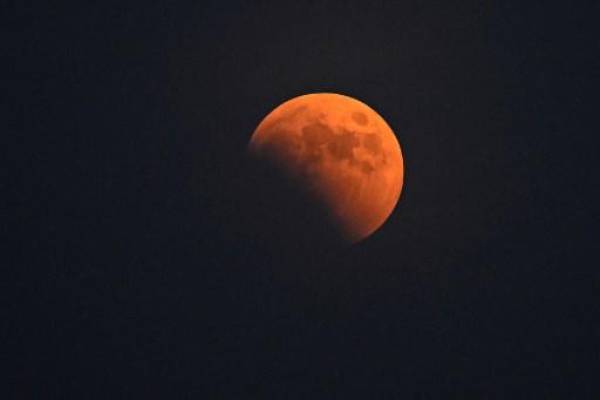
[248,93,404,244]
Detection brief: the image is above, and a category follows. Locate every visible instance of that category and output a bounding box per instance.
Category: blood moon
[248,93,404,244]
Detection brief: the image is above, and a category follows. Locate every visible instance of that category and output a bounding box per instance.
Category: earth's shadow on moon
[239,151,348,261]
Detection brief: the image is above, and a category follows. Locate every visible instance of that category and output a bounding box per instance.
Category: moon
[248,93,404,244]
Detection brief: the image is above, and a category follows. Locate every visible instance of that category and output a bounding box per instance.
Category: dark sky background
[8,1,597,398]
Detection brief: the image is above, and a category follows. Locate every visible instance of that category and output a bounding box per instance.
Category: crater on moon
[352,111,368,126]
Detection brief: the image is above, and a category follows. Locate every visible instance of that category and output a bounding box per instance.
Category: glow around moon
[248,93,404,243]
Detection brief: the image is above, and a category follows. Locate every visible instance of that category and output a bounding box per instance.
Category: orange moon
[248,93,404,243]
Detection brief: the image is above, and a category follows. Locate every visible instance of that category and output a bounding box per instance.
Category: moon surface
[248,93,404,243]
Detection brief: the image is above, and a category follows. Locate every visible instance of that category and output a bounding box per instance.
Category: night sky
[8,1,597,398]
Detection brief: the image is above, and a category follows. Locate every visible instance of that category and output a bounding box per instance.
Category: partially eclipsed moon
[248,93,404,244]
